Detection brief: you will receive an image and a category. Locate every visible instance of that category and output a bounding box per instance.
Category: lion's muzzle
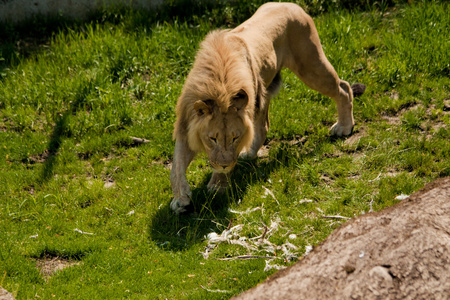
[210,160,236,174]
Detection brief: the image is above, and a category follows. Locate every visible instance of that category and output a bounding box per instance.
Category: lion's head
[187,91,254,173]
[174,30,259,173]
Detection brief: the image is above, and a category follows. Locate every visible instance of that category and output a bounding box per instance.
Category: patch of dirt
[382,96,420,117]
[443,99,450,112]
[344,128,366,146]
[388,91,399,100]
[22,185,35,195]
[381,115,401,125]
[395,100,419,113]
[35,257,81,280]
[287,136,308,147]
[24,150,50,164]
[319,173,333,184]
[104,180,115,188]
[152,159,172,170]
[234,177,450,300]
[321,152,342,158]
[383,169,401,178]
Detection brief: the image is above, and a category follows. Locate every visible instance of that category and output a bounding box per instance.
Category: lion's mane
[173,30,261,153]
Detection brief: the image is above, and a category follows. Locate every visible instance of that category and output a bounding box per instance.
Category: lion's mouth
[210,162,236,174]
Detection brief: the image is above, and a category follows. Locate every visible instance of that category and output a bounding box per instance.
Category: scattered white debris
[395,194,409,200]
[203,216,303,263]
[268,218,280,235]
[298,199,313,204]
[200,285,231,293]
[259,242,276,255]
[359,251,365,258]
[207,224,244,243]
[230,239,257,251]
[368,173,382,182]
[202,224,257,259]
[262,186,280,204]
[264,260,286,272]
[73,228,94,235]
[104,181,115,188]
[281,242,298,261]
[284,241,298,250]
[304,245,313,255]
[126,210,135,216]
[201,244,216,259]
[207,232,221,242]
[30,234,38,239]
[216,255,275,261]
[228,207,261,215]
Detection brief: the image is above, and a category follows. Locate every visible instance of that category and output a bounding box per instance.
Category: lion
[170,2,366,214]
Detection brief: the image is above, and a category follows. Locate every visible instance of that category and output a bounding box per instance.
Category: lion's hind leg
[330,79,355,136]
[292,64,355,136]
[287,23,355,136]
[241,72,281,160]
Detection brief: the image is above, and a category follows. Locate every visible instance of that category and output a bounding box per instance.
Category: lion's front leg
[207,172,229,193]
[170,138,196,214]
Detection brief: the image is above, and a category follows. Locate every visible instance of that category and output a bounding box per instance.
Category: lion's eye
[232,136,239,143]
[209,137,217,144]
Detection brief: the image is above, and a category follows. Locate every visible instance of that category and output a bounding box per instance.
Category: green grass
[1,0,449,298]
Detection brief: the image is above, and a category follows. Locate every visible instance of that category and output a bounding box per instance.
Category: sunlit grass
[0,1,449,298]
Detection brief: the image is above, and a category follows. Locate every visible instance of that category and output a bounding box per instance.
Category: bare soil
[35,257,81,281]
[234,177,450,300]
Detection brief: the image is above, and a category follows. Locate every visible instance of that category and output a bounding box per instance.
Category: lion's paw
[170,196,190,214]
[330,122,353,137]
[207,173,229,193]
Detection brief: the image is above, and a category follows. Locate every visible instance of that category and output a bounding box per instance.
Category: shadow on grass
[149,179,236,252]
[0,0,263,73]
[0,0,389,73]
[40,83,93,182]
[148,142,307,252]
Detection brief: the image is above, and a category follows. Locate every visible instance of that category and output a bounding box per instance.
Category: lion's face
[188,92,254,174]
[199,110,247,173]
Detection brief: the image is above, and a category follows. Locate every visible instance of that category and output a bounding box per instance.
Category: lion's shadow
[148,140,314,252]
[148,178,236,252]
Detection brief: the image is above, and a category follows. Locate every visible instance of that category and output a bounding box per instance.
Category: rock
[0,287,14,300]
[234,177,450,300]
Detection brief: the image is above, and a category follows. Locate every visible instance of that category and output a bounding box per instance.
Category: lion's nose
[219,164,229,170]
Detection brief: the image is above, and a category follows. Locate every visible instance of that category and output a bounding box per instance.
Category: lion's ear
[194,99,214,116]
[231,89,248,111]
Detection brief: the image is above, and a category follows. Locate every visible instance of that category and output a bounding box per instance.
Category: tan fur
[174,31,256,153]
[170,2,363,214]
